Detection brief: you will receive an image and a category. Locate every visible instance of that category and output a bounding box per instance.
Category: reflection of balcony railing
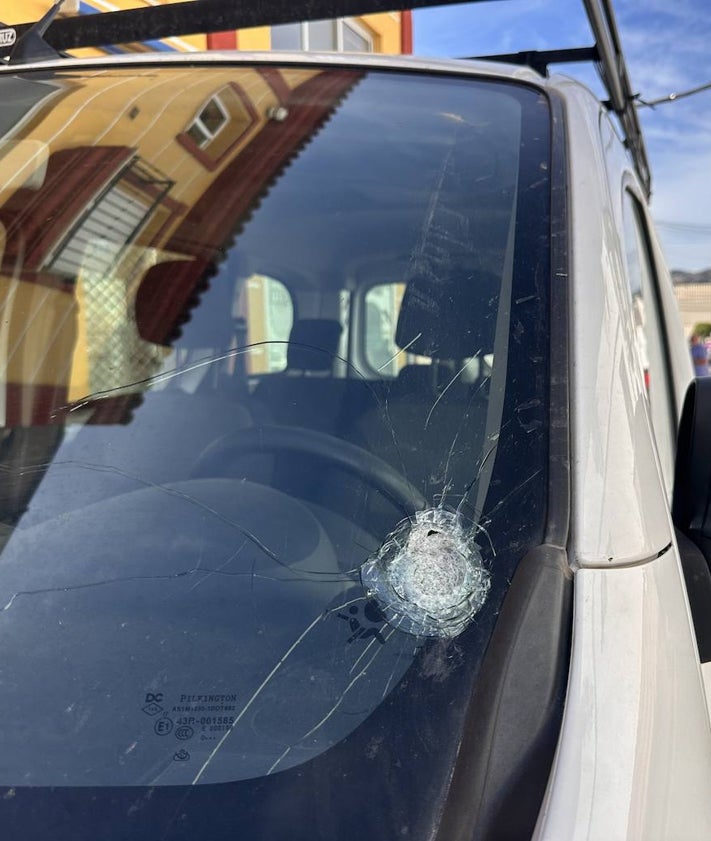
[45,156,173,279]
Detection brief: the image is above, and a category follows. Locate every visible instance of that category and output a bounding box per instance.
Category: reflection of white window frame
[186,95,229,149]
[273,18,373,52]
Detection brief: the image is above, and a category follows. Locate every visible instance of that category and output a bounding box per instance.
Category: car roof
[0,48,544,82]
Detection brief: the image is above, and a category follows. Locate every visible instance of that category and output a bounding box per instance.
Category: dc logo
[145,692,164,704]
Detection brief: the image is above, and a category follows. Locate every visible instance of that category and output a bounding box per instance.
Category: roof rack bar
[584,0,626,111]
[474,46,598,76]
[582,0,650,195]
[0,0,501,57]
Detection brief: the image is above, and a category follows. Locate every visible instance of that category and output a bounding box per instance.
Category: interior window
[243,274,294,374]
[363,282,487,380]
[364,283,403,375]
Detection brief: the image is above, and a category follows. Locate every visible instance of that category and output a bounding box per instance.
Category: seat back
[254,318,347,434]
[346,268,499,503]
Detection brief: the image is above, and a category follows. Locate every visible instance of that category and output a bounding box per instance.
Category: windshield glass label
[142,691,238,744]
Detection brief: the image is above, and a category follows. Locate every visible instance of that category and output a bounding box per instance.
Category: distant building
[2,1,412,57]
[673,284,711,337]
[671,270,711,336]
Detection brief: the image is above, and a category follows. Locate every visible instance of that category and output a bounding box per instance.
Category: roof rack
[585,0,650,196]
[477,0,650,195]
[0,0,650,195]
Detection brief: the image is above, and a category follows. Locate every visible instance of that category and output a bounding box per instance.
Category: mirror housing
[673,377,711,549]
[672,377,711,662]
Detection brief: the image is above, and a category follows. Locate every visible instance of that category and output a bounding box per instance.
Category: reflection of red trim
[84,393,143,425]
[401,11,413,55]
[207,31,238,50]
[0,146,134,271]
[6,387,142,426]
[6,383,68,427]
[175,133,220,171]
[257,67,291,103]
[135,258,212,346]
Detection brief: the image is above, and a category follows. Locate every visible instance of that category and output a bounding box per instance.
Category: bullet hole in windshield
[360,508,490,639]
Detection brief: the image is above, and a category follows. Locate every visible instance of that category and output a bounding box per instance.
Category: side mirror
[673,377,711,553]
[672,377,711,662]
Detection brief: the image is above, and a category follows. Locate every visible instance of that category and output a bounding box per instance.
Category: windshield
[0,64,550,835]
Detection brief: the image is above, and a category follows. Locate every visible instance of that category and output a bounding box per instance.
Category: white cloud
[413,0,711,269]
[650,145,711,270]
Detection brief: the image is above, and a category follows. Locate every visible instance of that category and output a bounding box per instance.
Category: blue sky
[413,0,711,271]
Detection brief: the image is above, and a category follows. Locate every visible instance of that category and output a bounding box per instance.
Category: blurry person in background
[690,333,709,376]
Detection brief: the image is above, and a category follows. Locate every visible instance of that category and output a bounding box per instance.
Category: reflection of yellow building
[2,1,411,57]
[0,64,362,422]
[0,1,411,425]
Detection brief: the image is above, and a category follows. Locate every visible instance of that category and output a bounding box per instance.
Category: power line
[657,220,711,234]
[637,80,711,108]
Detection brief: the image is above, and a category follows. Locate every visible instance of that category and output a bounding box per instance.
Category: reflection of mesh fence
[82,267,165,395]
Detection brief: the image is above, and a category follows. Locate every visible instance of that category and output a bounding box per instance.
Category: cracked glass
[0,64,550,836]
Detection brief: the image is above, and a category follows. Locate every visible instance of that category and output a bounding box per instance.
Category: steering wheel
[190,425,426,515]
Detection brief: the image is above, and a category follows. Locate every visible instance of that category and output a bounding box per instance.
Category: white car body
[536,71,711,840]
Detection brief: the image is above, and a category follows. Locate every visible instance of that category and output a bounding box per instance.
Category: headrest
[393,364,436,393]
[395,268,500,359]
[287,319,342,371]
[135,259,234,348]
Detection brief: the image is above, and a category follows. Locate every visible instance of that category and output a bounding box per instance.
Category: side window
[364,283,404,375]
[622,192,676,490]
[363,282,486,380]
[271,19,373,52]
